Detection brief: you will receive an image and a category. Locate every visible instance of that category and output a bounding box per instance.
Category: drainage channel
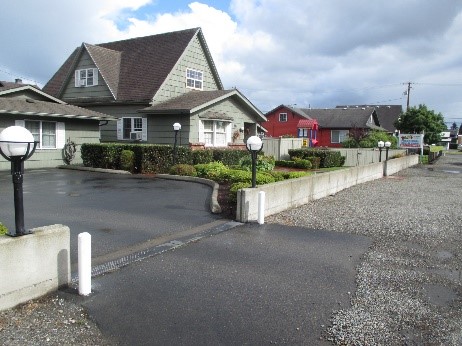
[71,220,242,284]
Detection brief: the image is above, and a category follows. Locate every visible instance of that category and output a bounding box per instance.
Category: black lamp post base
[7,229,32,237]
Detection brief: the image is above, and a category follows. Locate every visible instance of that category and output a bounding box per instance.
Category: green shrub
[192,149,214,164]
[308,156,321,169]
[120,150,135,172]
[169,164,197,176]
[285,171,311,179]
[219,169,251,183]
[229,182,252,204]
[212,149,248,166]
[194,161,228,180]
[255,172,276,185]
[267,171,286,182]
[293,158,312,169]
[0,223,8,236]
[288,148,344,168]
[239,154,275,171]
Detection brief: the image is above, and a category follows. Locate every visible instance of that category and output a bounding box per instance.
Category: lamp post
[0,126,37,236]
[378,140,392,162]
[246,135,263,188]
[384,141,391,161]
[377,140,384,162]
[172,122,181,165]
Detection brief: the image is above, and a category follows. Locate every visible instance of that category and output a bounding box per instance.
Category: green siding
[190,98,260,143]
[153,36,220,104]
[0,115,101,170]
[88,104,145,143]
[61,51,113,101]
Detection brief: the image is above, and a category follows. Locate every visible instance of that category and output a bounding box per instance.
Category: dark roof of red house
[336,105,402,132]
[299,107,385,130]
[43,28,223,103]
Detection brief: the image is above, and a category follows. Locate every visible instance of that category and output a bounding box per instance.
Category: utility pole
[404,82,412,111]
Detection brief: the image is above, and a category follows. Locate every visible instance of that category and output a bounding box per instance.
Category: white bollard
[78,232,92,296]
[258,191,265,225]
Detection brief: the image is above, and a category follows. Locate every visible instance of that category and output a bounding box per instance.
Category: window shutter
[117,119,123,140]
[15,120,25,127]
[198,120,204,143]
[93,68,99,86]
[142,118,147,141]
[56,122,65,149]
[75,70,80,87]
[226,122,232,144]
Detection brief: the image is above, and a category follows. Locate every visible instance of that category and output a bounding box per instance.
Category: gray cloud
[1,0,461,123]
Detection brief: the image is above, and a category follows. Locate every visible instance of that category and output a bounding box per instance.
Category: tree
[451,122,458,131]
[342,130,397,148]
[394,104,446,144]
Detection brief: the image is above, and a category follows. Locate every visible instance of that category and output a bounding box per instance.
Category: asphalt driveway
[0,168,222,264]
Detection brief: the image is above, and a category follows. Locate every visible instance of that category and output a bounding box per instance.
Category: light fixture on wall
[0,126,37,236]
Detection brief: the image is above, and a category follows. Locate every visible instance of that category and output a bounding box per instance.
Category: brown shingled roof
[43,28,223,103]
[141,90,234,113]
[0,98,116,120]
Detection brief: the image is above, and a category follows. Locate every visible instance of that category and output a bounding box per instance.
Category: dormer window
[75,68,98,87]
[186,68,203,90]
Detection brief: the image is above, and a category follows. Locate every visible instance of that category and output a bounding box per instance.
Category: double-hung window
[75,68,98,87]
[201,120,229,147]
[117,117,147,141]
[279,113,287,122]
[331,130,349,144]
[186,68,203,90]
[23,120,61,149]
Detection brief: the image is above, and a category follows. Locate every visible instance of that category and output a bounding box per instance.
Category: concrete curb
[156,174,222,214]
[58,166,222,214]
[58,165,131,174]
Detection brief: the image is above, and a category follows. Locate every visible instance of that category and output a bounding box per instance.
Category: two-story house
[43,28,266,148]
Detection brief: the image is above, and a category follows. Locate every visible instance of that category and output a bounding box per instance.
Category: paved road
[0,168,222,264]
[76,223,371,345]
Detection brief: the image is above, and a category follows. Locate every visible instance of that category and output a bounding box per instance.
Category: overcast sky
[1,0,462,126]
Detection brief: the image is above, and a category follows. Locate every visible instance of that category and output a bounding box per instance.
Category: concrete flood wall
[236,155,419,222]
[0,225,70,311]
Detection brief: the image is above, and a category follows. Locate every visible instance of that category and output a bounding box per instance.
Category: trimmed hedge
[81,144,251,174]
[288,148,345,168]
[212,149,248,166]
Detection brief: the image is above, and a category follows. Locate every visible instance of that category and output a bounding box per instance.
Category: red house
[265,105,384,147]
[265,105,319,146]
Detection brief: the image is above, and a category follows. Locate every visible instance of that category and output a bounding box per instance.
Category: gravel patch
[0,293,114,345]
[267,154,462,345]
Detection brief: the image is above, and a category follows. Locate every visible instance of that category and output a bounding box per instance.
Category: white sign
[398,134,423,148]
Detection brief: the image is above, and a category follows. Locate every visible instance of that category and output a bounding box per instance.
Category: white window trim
[279,113,287,122]
[75,68,99,87]
[199,120,231,147]
[331,130,349,144]
[117,117,147,141]
[186,68,203,90]
[15,119,65,149]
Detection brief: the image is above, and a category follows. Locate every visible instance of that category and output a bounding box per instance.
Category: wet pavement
[0,168,221,265]
[74,223,371,345]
